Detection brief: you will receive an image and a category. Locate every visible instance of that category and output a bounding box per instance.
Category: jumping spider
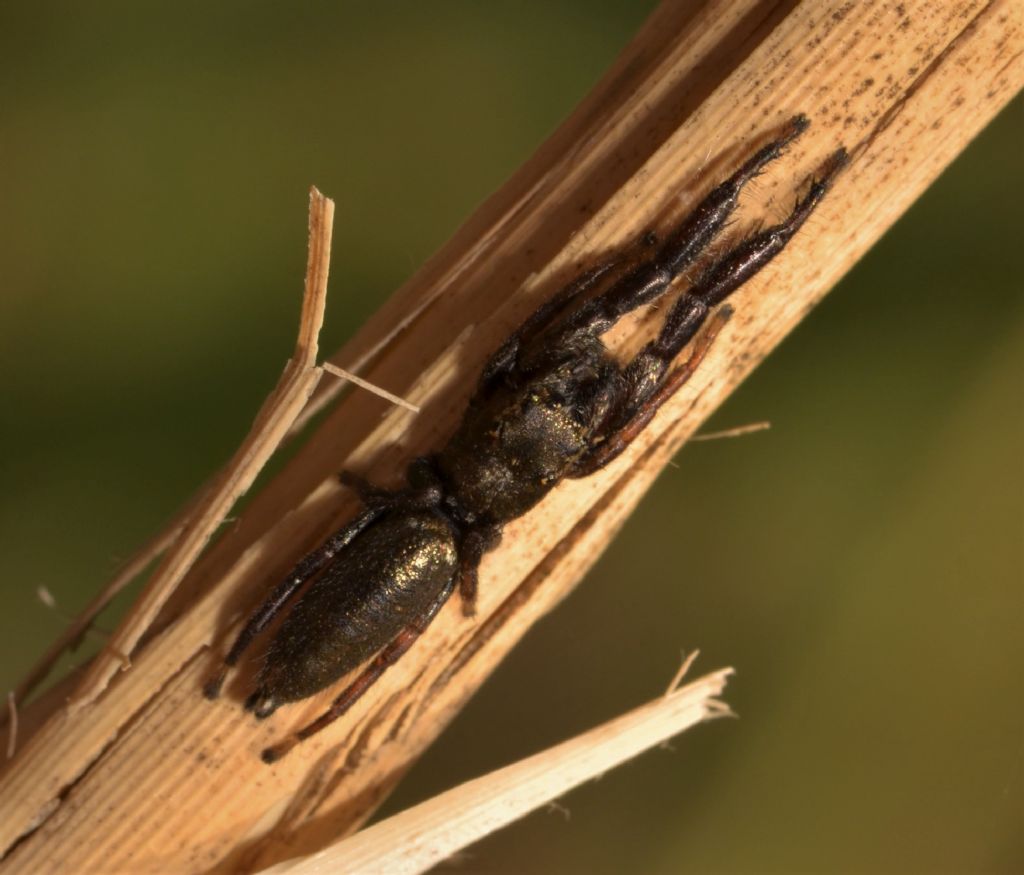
[205,115,847,763]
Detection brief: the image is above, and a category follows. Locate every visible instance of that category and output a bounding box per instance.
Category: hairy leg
[561,115,811,338]
[572,147,847,476]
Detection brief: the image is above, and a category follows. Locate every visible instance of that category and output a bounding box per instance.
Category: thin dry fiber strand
[1,1,1021,873]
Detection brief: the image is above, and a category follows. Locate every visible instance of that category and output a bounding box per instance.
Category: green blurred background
[1,3,1020,872]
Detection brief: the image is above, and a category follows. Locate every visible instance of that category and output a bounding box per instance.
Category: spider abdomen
[248,510,458,715]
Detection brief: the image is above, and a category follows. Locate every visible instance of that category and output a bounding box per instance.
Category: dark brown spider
[204,115,847,763]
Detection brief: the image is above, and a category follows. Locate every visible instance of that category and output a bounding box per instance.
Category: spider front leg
[571,305,734,476]
[475,259,622,397]
[573,147,848,476]
[562,114,812,338]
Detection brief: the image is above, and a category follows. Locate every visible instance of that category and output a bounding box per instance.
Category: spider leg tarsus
[245,688,279,719]
[203,672,227,700]
[786,113,811,140]
[261,745,286,765]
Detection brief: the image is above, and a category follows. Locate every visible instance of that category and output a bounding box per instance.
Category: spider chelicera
[204,115,847,763]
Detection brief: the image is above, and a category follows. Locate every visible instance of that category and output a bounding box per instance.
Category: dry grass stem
[1,2,1020,872]
[4,189,337,720]
[259,667,733,875]
[67,188,334,710]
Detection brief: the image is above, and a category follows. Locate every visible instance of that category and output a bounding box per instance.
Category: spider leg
[457,526,501,617]
[570,306,734,476]
[342,460,446,511]
[681,148,848,309]
[203,506,384,699]
[475,259,622,397]
[562,115,811,338]
[338,470,392,506]
[260,575,457,763]
[571,148,847,476]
